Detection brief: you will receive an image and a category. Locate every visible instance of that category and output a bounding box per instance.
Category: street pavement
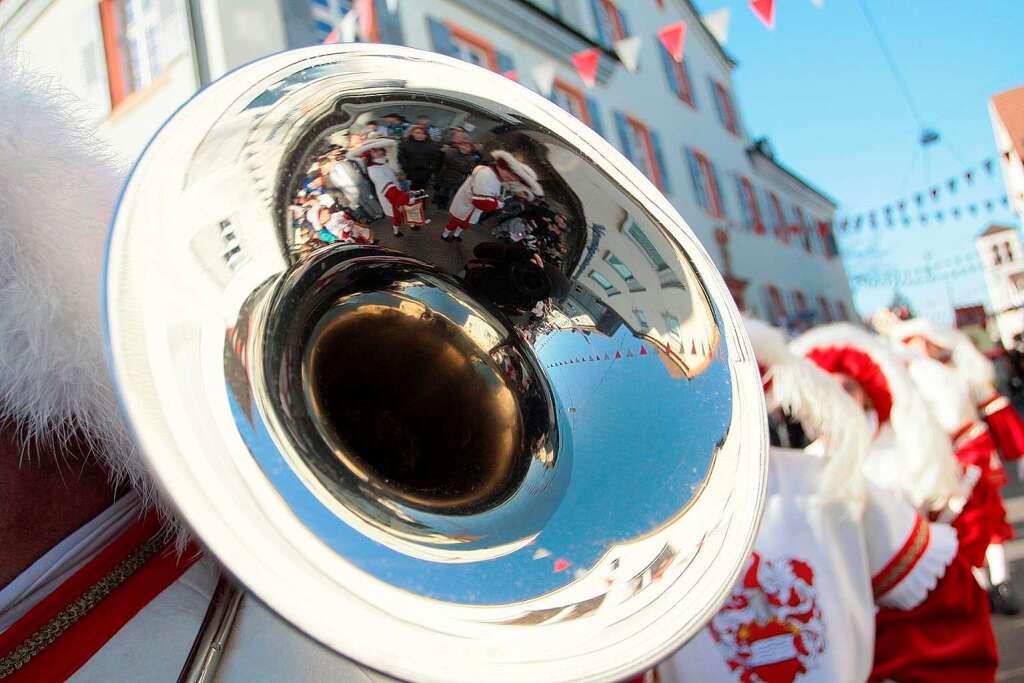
[996,472,1024,682]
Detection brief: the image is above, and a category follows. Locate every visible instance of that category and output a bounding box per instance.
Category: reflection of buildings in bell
[543,143,720,378]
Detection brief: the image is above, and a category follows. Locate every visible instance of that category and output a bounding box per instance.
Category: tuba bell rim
[105,43,768,683]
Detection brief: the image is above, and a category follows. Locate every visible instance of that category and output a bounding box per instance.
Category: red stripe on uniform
[0,511,202,681]
[871,515,929,599]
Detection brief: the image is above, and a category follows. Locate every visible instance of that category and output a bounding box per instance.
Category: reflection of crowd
[287,112,577,318]
[290,113,486,252]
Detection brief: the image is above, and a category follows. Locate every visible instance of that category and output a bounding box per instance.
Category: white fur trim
[905,356,975,433]
[950,329,997,401]
[744,318,869,502]
[0,50,152,500]
[790,324,963,512]
[890,319,997,404]
[876,521,958,610]
[889,318,959,350]
[490,150,543,197]
[345,137,396,159]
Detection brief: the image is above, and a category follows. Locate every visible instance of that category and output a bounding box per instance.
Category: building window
[551,79,591,124]
[311,0,353,42]
[1004,241,1015,263]
[993,244,1003,266]
[685,149,724,218]
[615,114,666,191]
[710,79,738,134]
[634,308,650,331]
[604,252,645,292]
[768,192,787,241]
[817,221,837,259]
[589,270,620,296]
[835,301,849,321]
[99,0,185,107]
[661,312,681,341]
[658,43,695,108]
[736,175,764,233]
[793,206,812,252]
[627,222,665,268]
[766,285,787,324]
[793,290,807,313]
[594,0,628,44]
[448,24,498,70]
[818,296,833,323]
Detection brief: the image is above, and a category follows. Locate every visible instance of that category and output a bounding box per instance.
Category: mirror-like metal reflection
[106,45,767,683]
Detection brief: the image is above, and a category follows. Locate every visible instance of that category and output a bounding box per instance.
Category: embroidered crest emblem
[708,553,825,683]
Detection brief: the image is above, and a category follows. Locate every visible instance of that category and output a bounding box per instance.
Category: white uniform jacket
[662,447,957,683]
[448,165,501,224]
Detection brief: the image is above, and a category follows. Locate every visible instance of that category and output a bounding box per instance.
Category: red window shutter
[98,0,127,108]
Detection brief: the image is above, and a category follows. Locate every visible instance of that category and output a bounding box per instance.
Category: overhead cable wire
[857,0,927,130]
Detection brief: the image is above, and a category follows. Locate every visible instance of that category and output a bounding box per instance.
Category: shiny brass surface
[105,45,768,683]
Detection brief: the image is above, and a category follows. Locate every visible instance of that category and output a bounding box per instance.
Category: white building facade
[991,86,1024,224]
[2,0,855,327]
[975,224,1024,348]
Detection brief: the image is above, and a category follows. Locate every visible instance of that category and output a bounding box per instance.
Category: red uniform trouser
[446,214,472,232]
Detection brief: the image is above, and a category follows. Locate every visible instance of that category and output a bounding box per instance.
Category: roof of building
[978,223,1017,238]
[747,139,838,208]
[991,86,1024,161]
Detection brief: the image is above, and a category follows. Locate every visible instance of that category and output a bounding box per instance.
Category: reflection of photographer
[464,241,568,314]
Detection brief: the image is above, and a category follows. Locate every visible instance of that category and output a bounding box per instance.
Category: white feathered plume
[0,50,152,500]
[888,318,997,404]
[744,318,869,502]
[790,323,964,512]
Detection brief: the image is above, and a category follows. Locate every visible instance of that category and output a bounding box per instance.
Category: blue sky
[691,0,1024,323]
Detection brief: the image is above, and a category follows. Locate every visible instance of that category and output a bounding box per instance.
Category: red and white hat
[744,318,870,502]
[491,150,544,198]
[790,323,962,512]
[888,318,997,403]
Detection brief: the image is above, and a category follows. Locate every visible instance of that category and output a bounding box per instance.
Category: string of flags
[836,192,1009,232]
[569,17,689,88]
[850,262,985,289]
[546,344,652,369]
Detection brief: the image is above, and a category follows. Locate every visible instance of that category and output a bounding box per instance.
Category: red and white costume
[790,324,964,515]
[347,138,408,231]
[442,150,542,239]
[662,320,984,683]
[0,52,394,682]
[901,354,1012,561]
[888,318,1020,605]
[789,323,998,682]
[892,318,1024,482]
[366,160,407,227]
[444,164,503,235]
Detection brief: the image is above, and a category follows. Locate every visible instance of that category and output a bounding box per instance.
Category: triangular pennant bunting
[702,8,730,45]
[613,35,643,73]
[572,48,601,87]
[657,21,687,62]
[749,0,775,29]
[530,62,557,96]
